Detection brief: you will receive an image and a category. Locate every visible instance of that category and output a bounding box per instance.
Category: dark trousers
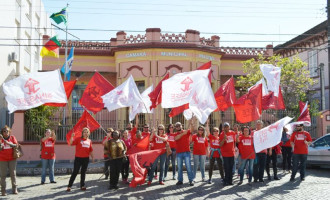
[68,157,89,188]
[209,157,224,180]
[223,156,234,184]
[253,153,266,182]
[291,154,307,180]
[266,149,278,178]
[282,146,292,170]
[109,158,123,187]
[104,156,110,177]
[121,157,129,179]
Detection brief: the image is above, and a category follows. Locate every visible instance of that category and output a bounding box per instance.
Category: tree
[236,54,319,118]
[24,105,60,141]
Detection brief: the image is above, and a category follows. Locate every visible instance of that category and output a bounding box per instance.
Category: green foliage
[24,105,59,140]
[236,54,318,118]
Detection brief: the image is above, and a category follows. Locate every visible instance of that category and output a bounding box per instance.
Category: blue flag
[61,46,74,80]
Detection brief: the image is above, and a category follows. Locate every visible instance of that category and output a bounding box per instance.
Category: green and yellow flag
[40,36,61,58]
[50,8,67,25]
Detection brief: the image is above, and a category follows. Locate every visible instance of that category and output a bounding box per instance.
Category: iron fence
[24,108,317,142]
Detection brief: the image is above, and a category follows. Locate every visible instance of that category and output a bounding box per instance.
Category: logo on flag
[181,77,193,92]
[24,78,40,95]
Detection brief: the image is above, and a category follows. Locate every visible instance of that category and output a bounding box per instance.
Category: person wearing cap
[252,120,267,183]
[174,120,194,186]
[290,124,312,182]
[219,122,236,186]
[102,128,113,179]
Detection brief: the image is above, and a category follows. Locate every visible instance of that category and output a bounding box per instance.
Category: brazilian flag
[50,8,67,25]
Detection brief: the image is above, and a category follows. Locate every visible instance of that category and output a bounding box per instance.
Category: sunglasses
[158,128,164,130]
[2,130,8,133]
[198,129,204,131]
[213,130,219,132]
[144,127,149,128]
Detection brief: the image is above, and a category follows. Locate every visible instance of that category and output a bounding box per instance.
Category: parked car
[307,133,330,166]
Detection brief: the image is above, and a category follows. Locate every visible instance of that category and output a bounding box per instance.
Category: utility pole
[319,63,326,110]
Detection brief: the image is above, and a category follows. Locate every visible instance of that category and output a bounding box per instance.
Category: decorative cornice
[123,65,147,78]
[161,64,183,77]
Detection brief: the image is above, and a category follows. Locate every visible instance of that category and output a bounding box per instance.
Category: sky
[42,0,326,48]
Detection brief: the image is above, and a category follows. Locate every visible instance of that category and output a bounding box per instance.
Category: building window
[72,85,86,110]
[135,81,145,93]
[308,50,318,77]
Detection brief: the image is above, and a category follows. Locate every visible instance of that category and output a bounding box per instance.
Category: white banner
[189,77,217,124]
[260,64,281,96]
[161,69,210,108]
[253,116,293,153]
[101,75,142,112]
[3,70,67,113]
[129,85,154,121]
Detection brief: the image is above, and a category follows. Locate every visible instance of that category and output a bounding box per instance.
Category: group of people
[0,118,312,195]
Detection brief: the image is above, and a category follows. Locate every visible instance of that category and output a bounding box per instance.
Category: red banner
[262,87,285,110]
[214,77,236,112]
[44,80,76,107]
[148,73,169,110]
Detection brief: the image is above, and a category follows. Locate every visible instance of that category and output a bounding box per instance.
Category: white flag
[129,85,154,121]
[101,75,142,112]
[183,109,193,120]
[161,69,210,108]
[253,116,293,153]
[3,70,67,113]
[260,64,281,96]
[188,77,217,124]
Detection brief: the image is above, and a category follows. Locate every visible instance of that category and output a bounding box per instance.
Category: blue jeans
[193,155,206,180]
[291,154,307,180]
[239,159,254,182]
[149,152,167,182]
[253,153,266,182]
[41,159,55,183]
[177,152,194,182]
[233,156,238,174]
[165,148,176,179]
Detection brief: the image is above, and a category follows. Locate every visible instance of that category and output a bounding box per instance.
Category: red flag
[66,110,100,145]
[79,72,114,114]
[44,80,77,107]
[127,134,150,155]
[262,87,285,110]
[214,77,237,111]
[148,73,169,110]
[297,101,311,124]
[168,62,212,117]
[233,84,262,123]
[129,149,165,188]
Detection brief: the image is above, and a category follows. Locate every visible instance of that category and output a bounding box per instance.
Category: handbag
[13,144,23,159]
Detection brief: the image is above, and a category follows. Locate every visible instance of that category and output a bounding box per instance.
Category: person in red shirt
[233,124,241,176]
[0,125,18,196]
[290,124,312,182]
[67,127,94,192]
[121,130,132,184]
[237,126,255,185]
[40,129,57,184]
[252,120,267,183]
[205,122,224,184]
[281,127,292,172]
[191,125,208,182]
[174,121,194,186]
[219,122,236,186]
[102,128,113,180]
[147,124,168,185]
[164,124,177,181]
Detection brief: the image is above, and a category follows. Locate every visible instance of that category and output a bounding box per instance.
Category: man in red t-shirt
[290,124,312,181]
[174,121,194,186]
[219,122,236,186]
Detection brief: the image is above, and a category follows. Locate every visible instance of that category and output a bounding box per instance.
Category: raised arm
[205,119,210,137]
[69,133,75,145]
[135,115,139,128]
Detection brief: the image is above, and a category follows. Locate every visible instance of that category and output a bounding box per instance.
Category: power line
[0,26,326,36]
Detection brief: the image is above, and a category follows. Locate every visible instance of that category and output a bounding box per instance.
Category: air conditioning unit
[10,52,19,63]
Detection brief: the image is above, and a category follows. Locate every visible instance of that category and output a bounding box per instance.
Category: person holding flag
[219,122,236,186]
[40,129,57,185]
[102,128,113,180]
[67,128,94,192]
[281,127,292,173]
[121,130,132,184]
[191,125,208,182]
[252,120,267,183]
[164,124,177,181]
[290,124,312,182]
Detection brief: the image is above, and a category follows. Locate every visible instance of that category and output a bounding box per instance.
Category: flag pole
[63,4,69,127]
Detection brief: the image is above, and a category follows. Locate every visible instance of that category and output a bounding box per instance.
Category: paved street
[1,168,329,200]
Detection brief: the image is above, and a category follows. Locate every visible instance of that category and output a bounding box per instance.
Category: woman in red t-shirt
[206,122,224,184]
[147,124,168,185]
[40,129,57,185]
[164,124,177,180]
[237,126,255,184]
[0,125,18,196]
[191,125,208,182]
[67,127,94,192]
[102,128,113,180]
